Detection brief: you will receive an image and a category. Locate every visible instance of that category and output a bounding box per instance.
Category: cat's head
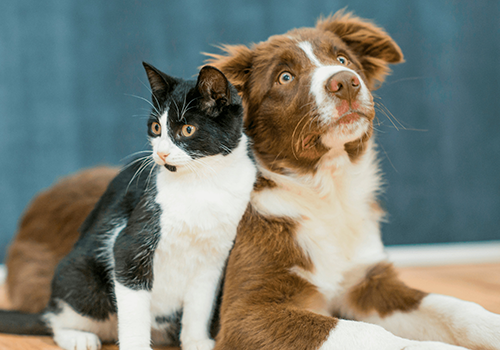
[143,63,243,173]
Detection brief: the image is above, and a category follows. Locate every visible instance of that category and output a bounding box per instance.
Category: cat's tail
[0,310,51,335]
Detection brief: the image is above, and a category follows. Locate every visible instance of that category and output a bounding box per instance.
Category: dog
[3,10,499,350]
[4,166,118,313]
[203,10,500,350]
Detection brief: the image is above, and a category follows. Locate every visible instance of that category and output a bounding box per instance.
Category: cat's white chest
[154,163,253,231]
[149,159,256,327]
[149,230,230,325]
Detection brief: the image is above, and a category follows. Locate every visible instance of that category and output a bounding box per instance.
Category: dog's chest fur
[254,144,386,312]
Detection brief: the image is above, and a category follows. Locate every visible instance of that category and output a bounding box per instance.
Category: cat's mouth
[164,163,177,172]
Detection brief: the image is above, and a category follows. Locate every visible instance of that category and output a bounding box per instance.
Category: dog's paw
[53,329,102,350]
[182,338,216,350]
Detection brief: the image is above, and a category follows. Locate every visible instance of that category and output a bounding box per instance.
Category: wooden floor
[0,263,498,350]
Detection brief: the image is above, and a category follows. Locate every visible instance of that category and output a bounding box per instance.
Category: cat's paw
[53,329,102,350]
[182,338,216,350]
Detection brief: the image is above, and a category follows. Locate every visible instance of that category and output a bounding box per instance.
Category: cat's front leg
[114,282,153,350]
[180,266,222,350]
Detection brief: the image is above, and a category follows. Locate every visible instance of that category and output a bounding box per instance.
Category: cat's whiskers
[145,161,158,192]
[219,144,232,154]
[121,150,154,162]
[120,155,154,174]
[126,156,155,194]
[183,161,201,179]
[137,79,165,119]
[125,93,162,119]
[191,157,219,177]
[172,99,181,120]
[179,96,199,123]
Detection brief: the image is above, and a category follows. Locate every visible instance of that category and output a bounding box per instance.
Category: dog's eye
[337,56,349,65]
[151,122,161,136]
[278,71,294,85]
[181,124,196,137]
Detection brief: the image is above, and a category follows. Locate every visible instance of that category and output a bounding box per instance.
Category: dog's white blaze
[298,41,323,67]
[253,141,388,310]
[293,143,386,305]
[297,41,372,131]
[319,319,467,350]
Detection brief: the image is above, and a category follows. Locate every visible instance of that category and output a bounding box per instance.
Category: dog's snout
[326,71,360,102]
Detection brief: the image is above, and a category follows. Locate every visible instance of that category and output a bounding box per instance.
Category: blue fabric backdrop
[0,0,499,261]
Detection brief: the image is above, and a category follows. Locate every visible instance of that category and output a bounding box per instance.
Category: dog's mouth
[336,111,366,125]
[338,112,360,124]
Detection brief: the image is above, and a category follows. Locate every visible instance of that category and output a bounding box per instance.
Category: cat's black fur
[46,159,157,320]
[0,64,253,349]
[146,63,244,162]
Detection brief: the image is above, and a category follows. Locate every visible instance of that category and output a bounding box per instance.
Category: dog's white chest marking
[253,144,386,309]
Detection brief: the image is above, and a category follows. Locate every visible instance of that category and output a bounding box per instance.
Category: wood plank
[397,263,500,313]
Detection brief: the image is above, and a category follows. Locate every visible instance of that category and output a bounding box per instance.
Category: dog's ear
[317,10,404,89]
[203,44,254,92]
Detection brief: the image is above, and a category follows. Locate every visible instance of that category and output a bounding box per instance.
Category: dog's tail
[0,310,51,335]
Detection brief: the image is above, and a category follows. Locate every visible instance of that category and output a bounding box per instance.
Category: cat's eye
[151,122,161,136]
[277,71,294,85]
[337,55,349,65]
[181,125,196,137]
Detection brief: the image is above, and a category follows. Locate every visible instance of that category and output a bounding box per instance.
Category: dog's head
[206,10,403,173]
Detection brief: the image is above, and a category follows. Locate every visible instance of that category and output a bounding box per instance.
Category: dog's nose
[157,152,170,162]
[326,71,360,102]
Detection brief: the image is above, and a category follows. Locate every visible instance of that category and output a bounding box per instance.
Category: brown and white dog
[203,11,500,350]
[3,10,499,350]
[4,166,119,313]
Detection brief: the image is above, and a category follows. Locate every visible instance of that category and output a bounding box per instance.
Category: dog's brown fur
[347,262,427,318]
[206,14,401,173]
[205,11,411,350]
[4,11,409,346]
[5,166,118,313]
[6,10,494,350]
[218,207,337,349]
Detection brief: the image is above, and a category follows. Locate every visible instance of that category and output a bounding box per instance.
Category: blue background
[1,0,499,261]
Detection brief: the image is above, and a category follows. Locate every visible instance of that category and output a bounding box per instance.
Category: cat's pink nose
[157,152,170,162]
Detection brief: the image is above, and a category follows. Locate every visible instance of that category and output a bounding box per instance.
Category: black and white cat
[42,63,257,350]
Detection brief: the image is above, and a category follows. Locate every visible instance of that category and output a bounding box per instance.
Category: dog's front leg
[319,319,468,350]
[338,262,500,350]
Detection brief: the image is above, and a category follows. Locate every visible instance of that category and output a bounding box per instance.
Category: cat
[18,63,256,350]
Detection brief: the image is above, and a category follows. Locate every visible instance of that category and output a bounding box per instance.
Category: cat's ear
[196,65,231,117]
[203,45,254,92]
[142,62,177,108]
[316,10,404,89]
